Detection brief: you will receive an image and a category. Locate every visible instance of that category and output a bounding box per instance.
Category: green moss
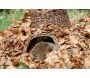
[17,61,29,69]
[67,9,90,23]
[0,9,26,31]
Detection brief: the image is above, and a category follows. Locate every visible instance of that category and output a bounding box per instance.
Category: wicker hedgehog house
[24,9,71,55]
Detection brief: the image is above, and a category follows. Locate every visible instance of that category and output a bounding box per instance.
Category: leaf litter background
[0,10,90,69]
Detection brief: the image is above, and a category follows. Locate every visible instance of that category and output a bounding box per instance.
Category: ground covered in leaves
[0,10,90,69]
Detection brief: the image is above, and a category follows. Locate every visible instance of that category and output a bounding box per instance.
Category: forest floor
[0,10,90,69]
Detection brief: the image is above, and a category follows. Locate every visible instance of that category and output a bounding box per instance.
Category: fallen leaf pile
[0,10,90,69]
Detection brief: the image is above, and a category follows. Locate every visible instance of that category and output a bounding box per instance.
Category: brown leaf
[70,56,84,69]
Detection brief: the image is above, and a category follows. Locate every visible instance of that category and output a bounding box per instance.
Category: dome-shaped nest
[25,33,57,53]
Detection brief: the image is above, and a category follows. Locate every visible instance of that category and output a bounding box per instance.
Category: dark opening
[26,36,55,52]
